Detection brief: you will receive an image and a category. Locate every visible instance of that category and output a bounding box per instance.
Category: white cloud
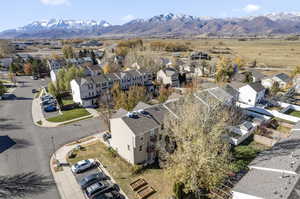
[40,0,70,6]
[243,4,261,13]
[121,15,136,22]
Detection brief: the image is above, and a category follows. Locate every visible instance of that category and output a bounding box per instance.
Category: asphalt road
[0,76,106,199]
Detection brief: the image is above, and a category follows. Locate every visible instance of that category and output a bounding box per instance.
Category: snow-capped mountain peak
[18,19,111,31]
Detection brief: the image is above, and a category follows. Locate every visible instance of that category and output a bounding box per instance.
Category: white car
[71,159,96,174]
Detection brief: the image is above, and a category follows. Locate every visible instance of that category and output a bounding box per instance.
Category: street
[0,76,106,199]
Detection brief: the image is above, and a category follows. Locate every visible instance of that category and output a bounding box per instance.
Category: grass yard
[287,110,300,118]
[62,99,75,106]
[47,108,90,123]
[67,141,173,199]
[277,125,292,134]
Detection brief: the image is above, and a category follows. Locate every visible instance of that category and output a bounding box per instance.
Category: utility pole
[51,136,56,161]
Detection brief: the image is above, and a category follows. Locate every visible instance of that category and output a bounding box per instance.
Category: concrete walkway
[50,133,128,199]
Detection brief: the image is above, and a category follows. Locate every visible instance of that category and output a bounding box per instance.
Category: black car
[92,191,125,199]
[85,182,114,199]
[32,89,37,93]
[79,173,108,189]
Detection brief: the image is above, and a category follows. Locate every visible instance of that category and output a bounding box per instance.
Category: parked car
[41,95,54,101]
[32,89,37,93]
[31,76,38,80]
[79,172,108,189]
[85,181,114,199]
[92,191,125,199]
[41,99,56,107]
[71,159,96,174]
[44,105,57,112]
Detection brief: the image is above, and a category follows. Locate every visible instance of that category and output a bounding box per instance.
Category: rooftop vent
[127,112,139,119]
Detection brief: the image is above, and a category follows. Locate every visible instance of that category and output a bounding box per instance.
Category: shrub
[131,165,143,175]
[107,147,118,158]
[173,182,184,199]
[233,146,258,160]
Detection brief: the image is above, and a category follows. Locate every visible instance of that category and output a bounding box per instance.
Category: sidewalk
[50,134,128,199]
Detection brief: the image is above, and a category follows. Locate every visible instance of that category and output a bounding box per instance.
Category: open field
[105,39,300,69]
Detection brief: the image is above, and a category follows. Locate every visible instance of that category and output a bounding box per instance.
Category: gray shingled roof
[133,102,152,111]
[248,82,265,92]
[120,104,168,135]
[249,134,300,173]
[275,73,291,83]
[233,169,299,199]
[223,84,239,98]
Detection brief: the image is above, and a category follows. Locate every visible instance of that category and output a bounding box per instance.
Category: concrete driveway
[0,76,107,199]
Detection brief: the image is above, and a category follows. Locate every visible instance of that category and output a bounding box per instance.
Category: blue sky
[0,0,300,31]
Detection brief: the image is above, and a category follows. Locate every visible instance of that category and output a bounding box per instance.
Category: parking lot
[71,160,125,199]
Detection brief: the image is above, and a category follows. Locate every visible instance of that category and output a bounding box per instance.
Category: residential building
[157,67,180,87]
[0,58,13,69]
[47,59,65,71]
[262,73,291,89]
[70,70,153,107]
[110,104,167,165]
[70,75,107,107]
[238,82,266,106]
[273,73,291,89]
[109,86,250,165]
[232,123,300,199]
[85,65,102,76]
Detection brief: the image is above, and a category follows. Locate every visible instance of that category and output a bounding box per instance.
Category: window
[248,99,251,102]
[127,145,130,151]
[140,137,143,141]
[139,146,143,152]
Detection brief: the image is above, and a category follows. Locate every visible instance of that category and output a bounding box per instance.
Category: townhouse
[157,67,180,87]
[109,86,263,165]
[232,122,300,199]
[70,70,153,107]
[262,73,291,89]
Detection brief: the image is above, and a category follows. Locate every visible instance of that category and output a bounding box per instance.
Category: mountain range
[2,12,300,39]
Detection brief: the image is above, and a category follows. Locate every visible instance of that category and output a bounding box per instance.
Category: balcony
[147,145,156,153]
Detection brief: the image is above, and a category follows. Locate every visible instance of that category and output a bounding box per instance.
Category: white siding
[239,85,257,106]
[110,118,136,164]
[70,80,82,105]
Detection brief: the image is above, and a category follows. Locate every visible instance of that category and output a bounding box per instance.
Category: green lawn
[67,141,173,199]
[47,108,90,123]
[62,99,75,106]
[287,110,300,118]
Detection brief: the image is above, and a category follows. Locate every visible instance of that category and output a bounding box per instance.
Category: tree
[291,65,300,77]
[243,71,253,83]
[126,86,147,110]
[115,47,128,57]
[233,57,245,69]
[0,81,7,96]
[270,81,280,96]
[0,172,54,199]
[48,81,63,108]
[215,57,235,82]
[98,90,112,132]
[159,97,244,197]
[24,63,32,75]
[103,63,111,74]
[158,87,172,103]
[8,63,17,74]
[62,45,75,59]
[0,40,14,57]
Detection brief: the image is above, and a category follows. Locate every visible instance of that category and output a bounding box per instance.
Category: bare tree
[158,96,244,197]
[98,90,112,132]
[0,172,54,199]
